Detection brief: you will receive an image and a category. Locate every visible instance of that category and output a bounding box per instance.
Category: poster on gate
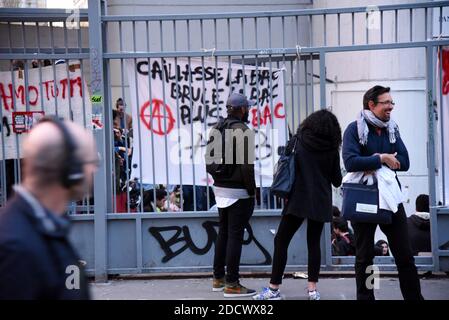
[0,60,92,160]
[126,58,287,187]
[12,111,45,134]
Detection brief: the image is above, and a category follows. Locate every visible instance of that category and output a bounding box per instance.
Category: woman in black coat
[254,109,343,300]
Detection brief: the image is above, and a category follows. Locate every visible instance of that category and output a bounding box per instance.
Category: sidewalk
[90,274,449,300]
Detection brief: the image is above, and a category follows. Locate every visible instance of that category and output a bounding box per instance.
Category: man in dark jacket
[0,117,97,299]
[206,92,256,298]
[342,85,423,300]
[408,194,431,255]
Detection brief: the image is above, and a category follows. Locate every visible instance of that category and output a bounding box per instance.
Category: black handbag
[270,135,297,199]
[341,175,392,224]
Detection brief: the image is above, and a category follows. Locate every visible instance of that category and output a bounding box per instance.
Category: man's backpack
[205,117,240,180]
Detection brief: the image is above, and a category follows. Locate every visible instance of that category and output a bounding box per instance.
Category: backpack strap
[285,134,299,155]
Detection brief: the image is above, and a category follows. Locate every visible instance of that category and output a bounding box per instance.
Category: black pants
[270,214,324,284]
[213,198,254,283]
[353,204,423,300]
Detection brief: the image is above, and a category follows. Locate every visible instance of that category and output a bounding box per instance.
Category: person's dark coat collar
[410,214,430,231]
[12,185,71,239]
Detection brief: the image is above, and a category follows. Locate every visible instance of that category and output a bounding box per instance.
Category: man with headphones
[0,116,98,299]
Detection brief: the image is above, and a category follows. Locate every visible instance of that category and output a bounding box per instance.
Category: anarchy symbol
[140,98,176,136]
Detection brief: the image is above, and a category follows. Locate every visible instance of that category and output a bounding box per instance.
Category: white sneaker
[308,290,321,300]
[252,287,282,300]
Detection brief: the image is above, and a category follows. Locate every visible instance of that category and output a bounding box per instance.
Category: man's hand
[379,152,400,170]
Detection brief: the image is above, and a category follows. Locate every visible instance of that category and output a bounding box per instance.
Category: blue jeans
[262,187,276,209]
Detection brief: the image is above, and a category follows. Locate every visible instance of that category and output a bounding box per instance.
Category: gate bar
[88,0,109,282]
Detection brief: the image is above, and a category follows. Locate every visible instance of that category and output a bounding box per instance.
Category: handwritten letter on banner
[0,61,92,160]
[126,58,287,187]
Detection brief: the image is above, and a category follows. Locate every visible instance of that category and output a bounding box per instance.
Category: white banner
[0,61,92,160]
[126,58,287,187]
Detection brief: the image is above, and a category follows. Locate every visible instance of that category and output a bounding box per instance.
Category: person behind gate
[342,85,424,300]
[253,109,343,300]
[205,92,257,298]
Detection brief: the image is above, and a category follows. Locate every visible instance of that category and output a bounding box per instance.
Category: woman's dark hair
[375,240,388,247]
[375,240,390,256]
[143,189,155,212]
[363,85,390,110]
[155,188,167,201]
[142,189,166,210]
[332,206,341,217]
[332,216,349,232]
[116,98,124,108]
[416,194,430,213]
[297,109,342,150]
[112,110,119,121]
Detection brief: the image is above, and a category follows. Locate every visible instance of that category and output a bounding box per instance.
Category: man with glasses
[342,85,423,300]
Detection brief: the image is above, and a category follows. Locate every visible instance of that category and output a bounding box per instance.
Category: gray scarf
[357,110,399,146]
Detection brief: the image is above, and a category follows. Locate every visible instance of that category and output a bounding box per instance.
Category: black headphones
[38,116,85,189]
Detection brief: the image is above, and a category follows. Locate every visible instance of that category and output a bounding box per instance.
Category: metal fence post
[319,50,333,268]
[427,45,440,272]
[88,0,109,282]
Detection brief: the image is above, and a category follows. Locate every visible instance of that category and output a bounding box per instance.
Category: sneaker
[212,277,225,292]
[253,287,282,300]
[223,282,256,298]
[308,290,321,300]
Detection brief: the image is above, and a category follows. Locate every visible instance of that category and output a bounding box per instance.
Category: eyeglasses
[377,100,395,106]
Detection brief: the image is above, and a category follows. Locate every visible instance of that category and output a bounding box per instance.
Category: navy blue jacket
[0,194,90,300]
[342,121,409,173]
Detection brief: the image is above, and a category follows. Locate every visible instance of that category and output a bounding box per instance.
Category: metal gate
[1,0,449,282]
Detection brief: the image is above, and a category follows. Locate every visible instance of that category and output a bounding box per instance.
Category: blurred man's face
[117,103,124,115]
[113,128,121,140]
[369,92,394,121]
[113,116,120,129]
[156,197,166,209]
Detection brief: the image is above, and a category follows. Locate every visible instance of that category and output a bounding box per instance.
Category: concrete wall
[0,23,90,71]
